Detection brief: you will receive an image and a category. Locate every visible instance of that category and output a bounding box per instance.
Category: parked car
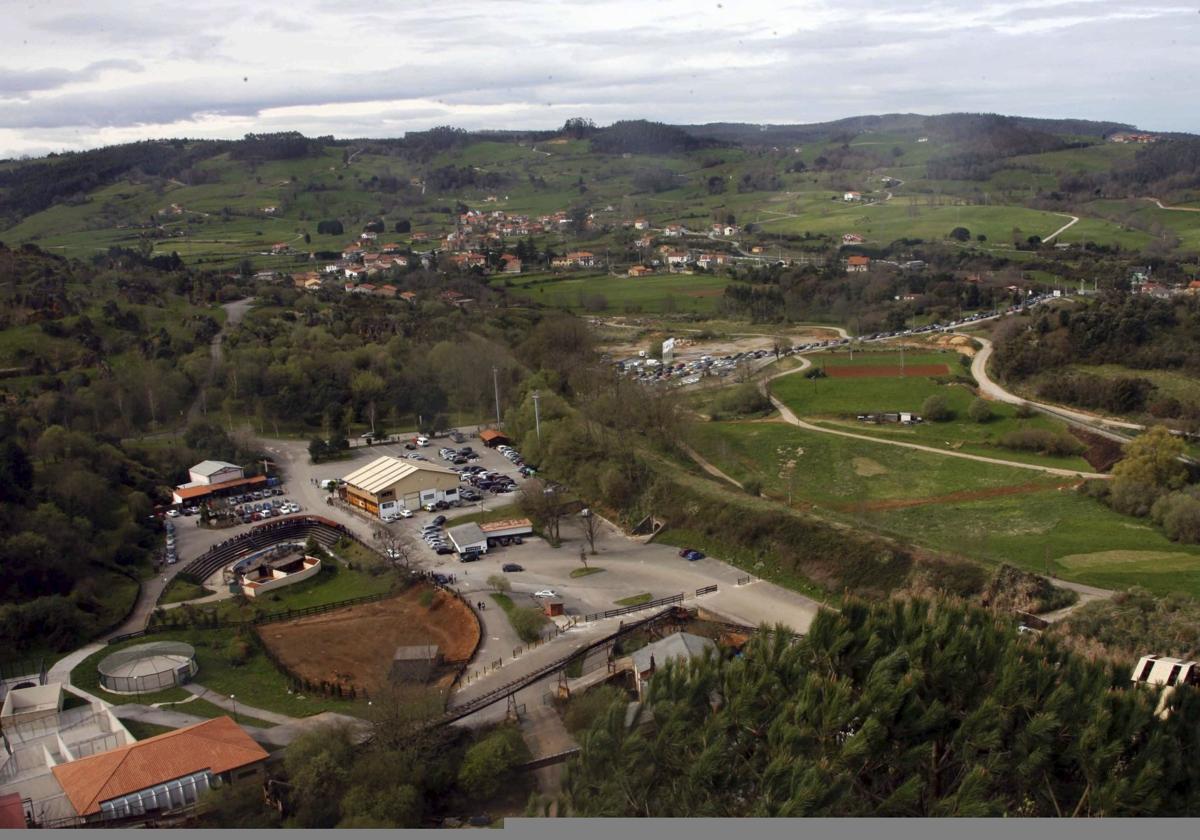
[166,509,180,518]
[460,550,482,563]
[680,549,705,561]
[435,546,455,555]
[502,563,524,573]
[422,503,436,512]
[397,508,413,518]
[432,515,447,526]
[534,589,557,599]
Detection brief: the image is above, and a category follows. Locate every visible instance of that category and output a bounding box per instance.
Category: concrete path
[111,704,366,747]
[680,443,743,489]
[769,394,1109,479]
[517,706,577,797]
[1037,577,1113,624]
[182,683,299,726]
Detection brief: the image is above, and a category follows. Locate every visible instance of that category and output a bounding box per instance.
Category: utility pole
[492,366,502,428]
[532,390,542,444]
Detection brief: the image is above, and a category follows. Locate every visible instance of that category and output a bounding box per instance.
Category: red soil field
[257,585,480,694]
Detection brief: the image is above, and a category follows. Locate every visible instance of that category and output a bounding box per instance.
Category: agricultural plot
[771,350,1096,471]
[496,271,733,314]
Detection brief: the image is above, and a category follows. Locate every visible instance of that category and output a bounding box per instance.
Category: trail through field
[764,378,1110,479]
[1143,197,1200,212]
[187,297,253,425]
[1042,213,1080,243]
[680,443,744,489]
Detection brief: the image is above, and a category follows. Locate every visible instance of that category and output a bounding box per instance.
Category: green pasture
[495,271,733,314]
[685,419,1200,597]
[772,350,1095,470]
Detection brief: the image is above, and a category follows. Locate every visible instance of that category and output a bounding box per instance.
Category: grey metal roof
[632,632,715,675]
[342,455,456,494]
[189,460,241,476]
[446,522,487,549]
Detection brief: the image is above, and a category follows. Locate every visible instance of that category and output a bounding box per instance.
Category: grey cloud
[0,59,143,96]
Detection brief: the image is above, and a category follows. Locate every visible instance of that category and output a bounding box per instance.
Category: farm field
[257,585,479,696]
[771,350,1096,471]
[685,419,1200,597]
[495,271,734,315]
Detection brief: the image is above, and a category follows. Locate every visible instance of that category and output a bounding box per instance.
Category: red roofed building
[846,255,871,273]
[51,717,268,823]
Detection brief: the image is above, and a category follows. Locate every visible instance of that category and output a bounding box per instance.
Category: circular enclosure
[98,642,198,694]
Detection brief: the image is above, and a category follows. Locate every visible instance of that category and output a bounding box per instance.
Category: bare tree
[519,479,569,545]
[374,527,411,570]
[580,508,601,555]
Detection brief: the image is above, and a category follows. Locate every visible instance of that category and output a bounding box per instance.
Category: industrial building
[446,523,488,555]
[341,456,460,519]
[172,460,266,506]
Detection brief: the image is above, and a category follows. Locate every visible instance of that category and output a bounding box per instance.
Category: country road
[969,335,1143,441]
[1144,197,1200,212]
[187,297,253,424]
[751,349,1109,479]
[1042,213,1080,243]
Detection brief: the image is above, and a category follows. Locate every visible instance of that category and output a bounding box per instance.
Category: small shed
[479,429,510,448]
[389,645,442,683]
[447,522,488,555]
[542,599,565,617]
[631,632,715,699]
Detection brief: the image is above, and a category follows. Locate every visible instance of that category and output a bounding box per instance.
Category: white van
[416,436,430,447]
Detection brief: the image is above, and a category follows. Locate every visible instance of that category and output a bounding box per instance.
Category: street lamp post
[230,694,237,724]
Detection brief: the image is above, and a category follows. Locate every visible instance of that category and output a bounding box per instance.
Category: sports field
[496,271,734,314]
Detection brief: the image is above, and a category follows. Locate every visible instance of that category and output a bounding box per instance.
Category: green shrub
[967,398,992,423]
[418,589,435,608]
[457,727,528,799]
[998,428,1084,457]
[921,394,953,422]
[710,383,771,419]
[509,607,548,644]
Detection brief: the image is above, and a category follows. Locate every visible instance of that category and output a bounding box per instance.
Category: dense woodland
[562,600,1200,817]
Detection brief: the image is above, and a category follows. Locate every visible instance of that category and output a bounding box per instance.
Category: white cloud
[0,0,1196,157]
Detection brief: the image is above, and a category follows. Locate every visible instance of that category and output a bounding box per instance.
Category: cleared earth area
[257,585,480,695]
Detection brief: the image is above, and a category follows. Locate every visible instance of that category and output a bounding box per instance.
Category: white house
[187,461,243,487]
[843,191,862,202]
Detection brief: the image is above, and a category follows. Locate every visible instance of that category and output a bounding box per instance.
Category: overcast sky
[1,0,1197,158]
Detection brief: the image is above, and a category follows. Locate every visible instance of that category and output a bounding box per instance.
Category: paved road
[756,352,1108,479]
[970,335,1142,440]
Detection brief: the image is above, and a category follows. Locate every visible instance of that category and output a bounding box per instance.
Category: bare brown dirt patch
[257,585,480,695]
[826,364,951,378]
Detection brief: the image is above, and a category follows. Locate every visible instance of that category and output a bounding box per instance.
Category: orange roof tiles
[52,717,268,817]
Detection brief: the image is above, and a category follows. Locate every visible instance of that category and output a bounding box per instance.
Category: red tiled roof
[52,717,268,817]
[0,793,24,829]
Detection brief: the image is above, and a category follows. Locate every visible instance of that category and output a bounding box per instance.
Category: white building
[446,523,488,555]
[187,460,243,486]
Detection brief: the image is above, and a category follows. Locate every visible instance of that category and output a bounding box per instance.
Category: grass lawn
[772,351,1094,471]
[569,567,605,578]
[614,593,653,607]
[489,592,548,643]
[72,628,373,718]
[445,503,523,528]
[683,418,1200,597]
[159,578,216,605]
[686,420,1062,508]
[203,563,396,624]
[122,721,177,740]
[494,271,732,315]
